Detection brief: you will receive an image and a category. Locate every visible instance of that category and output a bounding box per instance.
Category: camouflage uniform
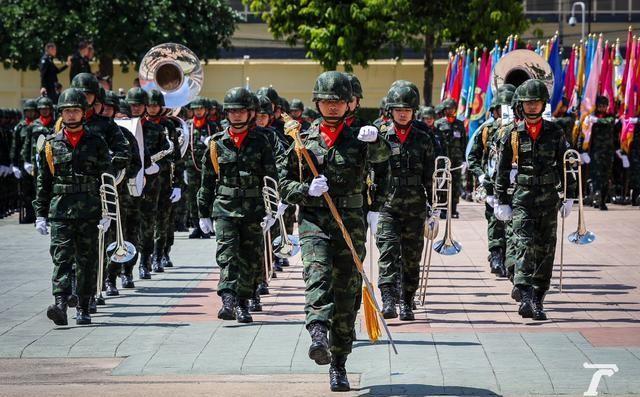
[435,99,467,215]
[11,99,38,223]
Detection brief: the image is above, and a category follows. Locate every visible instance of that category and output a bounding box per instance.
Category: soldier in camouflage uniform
[494,80,575,321]
[289,98,310,131]
[279,71,391,392]
[197,87,277,324]
[421,106,446,157]
[435,98,467,218]
[22,97,56,182]
[11,99,38,223]
[577,96,616,210]
[374,85,434,321]
[33,88,111,326]
[186,97,217,239]
[552,97,576,149]
[127,87,171,279]
[467,86,515,278]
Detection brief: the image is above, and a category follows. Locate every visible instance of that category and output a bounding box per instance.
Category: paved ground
[1,202,639,396]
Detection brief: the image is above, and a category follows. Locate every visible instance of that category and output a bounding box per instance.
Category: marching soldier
[197,87,277,324]
[577,96,616,210]
[278,71,391,391]
[420,106,446,158]
[375,85,434,321]
[435,98,467,218]
[494,79,575,321]
[22,97,56,182]
[33,88,111,326]
[186,97,217,239]
[11,99,38,223]
[290,98,310,131]
[467,87,515,277]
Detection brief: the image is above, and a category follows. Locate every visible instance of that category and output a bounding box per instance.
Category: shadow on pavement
[361,383,500,396]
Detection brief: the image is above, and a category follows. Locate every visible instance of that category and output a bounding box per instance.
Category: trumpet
[558,149,595,292]
[432,157,462,256]
[97,173,137,303]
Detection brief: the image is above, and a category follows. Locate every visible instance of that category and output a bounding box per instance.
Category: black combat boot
[121,264,136,288]
[249,289,263,312]
[307,321,331,365]
[532,289,547,321]
[257,282,270,295]
[399,291,415,321]
[105,276,119,296]
[46,295,69,326]
[188,219,203,239]
[511,285,522,302]
[138,254,151,279]
[162,248,173,268]
[152,250,164,273]
[489,248,502,274]
[76,296,92,325]
[217,292,236,320]
[517,286,534,319]
[235,299,253,323]
[329,354,350,392]
[89,295,97,314]
[451,203,459,219]
[280,258,290,267]
[273,258,284,272]
[380,285,398,319]
[439,209,447,219]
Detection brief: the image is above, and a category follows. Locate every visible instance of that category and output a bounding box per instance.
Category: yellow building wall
[0,59,448,109]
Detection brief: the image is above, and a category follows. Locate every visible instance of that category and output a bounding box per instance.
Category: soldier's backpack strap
[511,129,519,164]
[45,141,55,175]
[481,126,490,151]
[209,140,220,177]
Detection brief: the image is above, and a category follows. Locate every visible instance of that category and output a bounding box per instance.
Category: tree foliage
[0,0,240,71]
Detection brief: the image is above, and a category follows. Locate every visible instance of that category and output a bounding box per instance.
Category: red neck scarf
[64,128,84,149]
[345,115,355,127]
[229,129,248,149]
[395,125,412,144]
[85,108,95,121]
[319,122,344,148]
[39,115,53,127]
[193,116,206,129]
[208,114,219,123]
[525,119,543,141]
[446,115,456,124]
[25,117,34,125]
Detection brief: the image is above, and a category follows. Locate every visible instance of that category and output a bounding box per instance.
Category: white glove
[0,166,8,177]
[580,152,591,164]
[587,115,599,123]
[203,136,212,147]
[11,166,22,179]
[621,155,630,169]
[98,217,111,232]
[308,175,329,197]
[630,117,638,124]
[478,174,485,185]
[509,168,518,184]
[199,218,213,234]
[494,204,513,221]
[169,187,182,203]
[461,161,468,173]
[24,162,34,175]
[357,125,378,142]
[145,163,159,175]
[485,195,496,208]
[35,217,48,235]
[367,211,379,234]
[560,200,574,218]
[275,201,288,218]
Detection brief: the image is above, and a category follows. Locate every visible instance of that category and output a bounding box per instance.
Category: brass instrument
[150,128,175,163]
[432,157,462,255]
[262,176,300,259]
[98,173,137,302]
[558,149,595,291]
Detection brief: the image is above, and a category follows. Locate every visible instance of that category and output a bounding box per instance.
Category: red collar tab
[39,115,53,127]
[319,122,345,148]
[229,129,248,148]
[395,125,412,144]
[193,116,206,129]
[63,128,85,149]
[525,119,543,141]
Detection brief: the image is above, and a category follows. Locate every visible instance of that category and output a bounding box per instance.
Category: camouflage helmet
[96,86,106,103]
[390,80,420,104]
[497,83,516,94]
[312,71,352,102]
[386,86,419,110]
[302,107,319,120]
[595,95,609,107]
[37,96,54,109]
[279,97,290,113]
[148,89,165,107]
[71,72,100,95]
[104,90,120,108]
[223,87,254,110]
[189,96,207,109]
[379,96,388,110]
[126,87,148,105]
[497,90,514,107]
[118,99,131,116]
[256,86,279,105]
[204,98,214,110]
[516,79,549,103]
[344,73,363,99]
[441,98,457,110]
[57,88,89,110]
[23,99,38,111]
[209,98,220,111]
[434,103,445,115]
[256,95,274,115]
[290,98,304,111]
[421,106,436,119]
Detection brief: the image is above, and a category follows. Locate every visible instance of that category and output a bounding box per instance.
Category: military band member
[11,99,38,223]
[278,71,391,392]
[33,88,111,326]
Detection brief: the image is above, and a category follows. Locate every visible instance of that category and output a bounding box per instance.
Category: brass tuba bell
[492,49,554,94]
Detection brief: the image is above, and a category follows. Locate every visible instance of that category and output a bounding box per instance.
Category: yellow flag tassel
[362,286,381,342]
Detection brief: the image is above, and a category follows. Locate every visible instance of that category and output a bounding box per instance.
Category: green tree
[0,0,239,78]
[246,0,529,104]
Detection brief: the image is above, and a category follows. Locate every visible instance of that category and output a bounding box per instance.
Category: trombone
[558,149,595,291]
[432,157,462,255]
[98,172,137,303]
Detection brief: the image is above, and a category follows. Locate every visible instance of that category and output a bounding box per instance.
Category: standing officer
[435,98,467,218]
[577,96,616,210]
[374,85,434,321]
[197,87,277,324]
[33,88,111,326]
[39,43,70,102]
[494,79,575,321]
[279,71,391,392]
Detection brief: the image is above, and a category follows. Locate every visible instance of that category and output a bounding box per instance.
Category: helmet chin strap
[317,103,350,127]
[63,111,84,129]
[227,110,252,130]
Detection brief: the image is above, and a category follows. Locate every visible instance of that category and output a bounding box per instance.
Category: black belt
[392,175,422,187]
[516,173,557,186]
[216,185,260,198]
[52,183,96,194]
[305,193,363,209]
